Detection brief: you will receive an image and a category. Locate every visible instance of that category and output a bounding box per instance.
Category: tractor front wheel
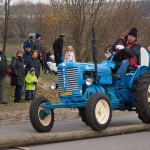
[29,97,54,133]
[133,73,150,123]
[86,93,112,131]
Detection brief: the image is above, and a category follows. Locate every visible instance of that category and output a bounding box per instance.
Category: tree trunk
[3,0,10,53]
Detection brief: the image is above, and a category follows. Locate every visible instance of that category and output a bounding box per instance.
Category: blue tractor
[30,28,150,132]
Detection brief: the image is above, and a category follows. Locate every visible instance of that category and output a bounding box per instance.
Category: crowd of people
[0,33,76,104]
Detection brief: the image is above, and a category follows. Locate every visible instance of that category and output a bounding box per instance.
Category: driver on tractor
[105,28,141,79]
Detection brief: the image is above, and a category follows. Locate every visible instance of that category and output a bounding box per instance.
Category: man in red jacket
[106,28,141,79]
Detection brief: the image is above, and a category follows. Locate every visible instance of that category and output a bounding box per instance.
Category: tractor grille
[58,68,79,92]
[57,70,64,92]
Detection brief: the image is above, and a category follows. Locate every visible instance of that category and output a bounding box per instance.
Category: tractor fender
[129,66,150,90]
[84,84,105,100]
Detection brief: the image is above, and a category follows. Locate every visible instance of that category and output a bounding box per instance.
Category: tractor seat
[139,47,149,67]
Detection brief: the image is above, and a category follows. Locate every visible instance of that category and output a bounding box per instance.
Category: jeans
[14,85,22,103]
[25,90,35,101]
[0,77,6,102]
[114,60,129,77]
[21,82,26,93]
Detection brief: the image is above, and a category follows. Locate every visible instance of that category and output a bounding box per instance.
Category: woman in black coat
[11,51,24,103]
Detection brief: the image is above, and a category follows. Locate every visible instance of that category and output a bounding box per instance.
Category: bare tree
[44,0,147,61]
[44,0,108,61]
[0,0,11,52]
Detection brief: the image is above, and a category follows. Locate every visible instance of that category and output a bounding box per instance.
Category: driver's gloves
[115,45,124,50]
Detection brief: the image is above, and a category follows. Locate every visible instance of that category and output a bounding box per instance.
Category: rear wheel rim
[38,104,51,126]
[95,99,110,124]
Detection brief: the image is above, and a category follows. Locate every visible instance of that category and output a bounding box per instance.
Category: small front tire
[29,97,54,133]
[86,93,112,131]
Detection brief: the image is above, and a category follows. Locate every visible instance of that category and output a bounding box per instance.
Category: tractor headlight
[86,78,93,86]
[50,83,58,90]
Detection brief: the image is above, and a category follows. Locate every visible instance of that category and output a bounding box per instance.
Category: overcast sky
[10,0,50,4]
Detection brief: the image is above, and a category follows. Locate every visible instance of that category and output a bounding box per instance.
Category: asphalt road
[2,113,150,150]
[0,113,142,138]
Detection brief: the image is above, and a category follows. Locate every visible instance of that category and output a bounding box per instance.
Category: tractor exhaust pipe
[92,27,98,82]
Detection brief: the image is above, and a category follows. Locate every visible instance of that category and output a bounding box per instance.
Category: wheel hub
[38,105,51,126]
[95,99,110,124]
[39,110,47,120]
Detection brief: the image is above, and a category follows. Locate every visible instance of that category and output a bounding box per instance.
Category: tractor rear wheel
[29,97,54,133]
[133,73,150,123]
[86,93,112,131]
[78,108,88,125]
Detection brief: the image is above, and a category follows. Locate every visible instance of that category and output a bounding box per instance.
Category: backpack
[6,65,12,77]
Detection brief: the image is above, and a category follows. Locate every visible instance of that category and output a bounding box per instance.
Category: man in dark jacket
[0,50,7,104]
[53,34,65,66]
[11,51,25,103]
[23,42,32,65]
[25,50,41,78]
[106,28,141,79]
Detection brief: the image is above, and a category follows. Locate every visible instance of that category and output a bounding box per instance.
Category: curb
[0,124,150,149]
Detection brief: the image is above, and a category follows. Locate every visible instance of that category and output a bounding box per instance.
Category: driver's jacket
[112,36,141,68]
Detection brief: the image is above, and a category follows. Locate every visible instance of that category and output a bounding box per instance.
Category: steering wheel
[104,45,114,54]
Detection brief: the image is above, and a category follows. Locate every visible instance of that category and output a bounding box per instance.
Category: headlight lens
[50,83,58,90]
[86,78,93,86]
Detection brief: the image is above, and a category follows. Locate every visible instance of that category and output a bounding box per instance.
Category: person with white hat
[23,33,36,52]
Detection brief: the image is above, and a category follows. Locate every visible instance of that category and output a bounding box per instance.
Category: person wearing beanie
[105,27,141,80]
[36,33,41,39]
[25,67,38,101]
[35,33,42,53]
[23,43,32,65]
[22,42,32,93]
[34,33,44,69]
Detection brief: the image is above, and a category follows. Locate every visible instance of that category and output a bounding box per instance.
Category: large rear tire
[133,73,150,123]
[29,97,54,133]
[86,93,112,131]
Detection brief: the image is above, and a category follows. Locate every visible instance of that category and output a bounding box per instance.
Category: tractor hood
[58,62,111,75]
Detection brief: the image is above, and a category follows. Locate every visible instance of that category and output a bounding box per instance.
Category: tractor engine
[56,62,112,104]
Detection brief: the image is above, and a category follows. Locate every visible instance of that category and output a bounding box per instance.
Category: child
[64,46,75,62]
[25,67,38,101]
